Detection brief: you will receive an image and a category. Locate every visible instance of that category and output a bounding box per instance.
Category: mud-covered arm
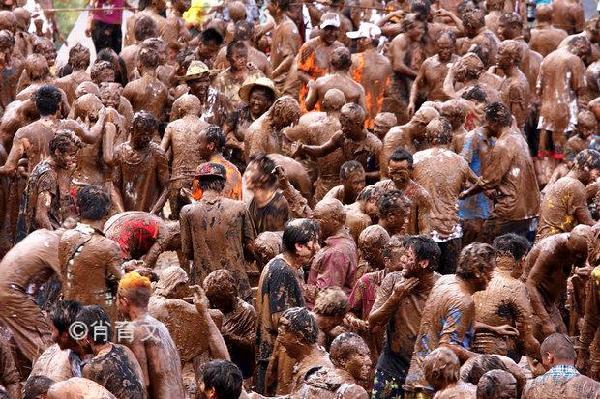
[526,260,555,335]
[0,135,25,174]
[460,140,513,199]
[180,208,194,261]
[578,275,600,362]
[35,191,54,230]
[296,130,344,159]
[150,149,170,214]
[276,169,313,218]
[193,286,230,360]
[111,155,125,213]
[102,121,116,166]
[368,275,399,329]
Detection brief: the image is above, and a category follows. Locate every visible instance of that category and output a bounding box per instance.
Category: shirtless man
[324,160,366,205]
[298,333,371,398]
[404,243,496,396]
[440,100,468,154]
[305,47,366,113]
[536,150,599,241]
[525,225,590,339]
[73,305,146,399]
[295,13,343,112]
[377,148,433,235]
[59,185,123,320]
[347,23,391,129]
[443,53,500,104]
[424,348,478,398]
[537,36,589,168]
[17,130,81,240]
[0,228,65,361]
[122,46,168,122]
[161,94,209,218]
[124,0,167,46]
[460,102,539,242]
[497,13,543,97]
[376,190,411,237]
[413,117,478,274]
[473,234,539,361]
[457,9,499,62]
[112,111,169,213]
[0,30,24,111]
[104,211,179,268]
[0,85,104,176]
[16,54,52,99]
[344,185,381,240]
[388,13,427,123]
[246,96,300,159]
[381,105,438,164]
[116,271,185,398]
[494,40,530,131]
[408,31,459,116]
[204,269,256,380]
[56,43,91,104]
[529,5,569,57]
[372,112,397,141]
[267,0,302,92]
[120,15,158,81]
[552,0,584,35]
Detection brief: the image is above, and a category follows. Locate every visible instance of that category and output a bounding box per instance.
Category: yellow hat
[178,60,216,81]
[238,76,279,102]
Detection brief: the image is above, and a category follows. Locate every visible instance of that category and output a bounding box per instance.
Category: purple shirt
[92,0,124,25]
[308,230,358,299]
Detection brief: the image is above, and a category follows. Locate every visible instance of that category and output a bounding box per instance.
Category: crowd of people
[0,0,598,397]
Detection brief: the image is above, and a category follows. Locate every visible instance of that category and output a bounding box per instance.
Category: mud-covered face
[407,21,425,42]
[496,46,515,70]
[100,88,121,108]
[248,89,272,117]
[437,36,455,62]
[131,126,152,149]
[227,48,248,71]
[188,75,211,101]
[54,144,78,170]
[344,170,366,200]
[321,26,339,45]
[388,159,411,187]
[343,344,372,383]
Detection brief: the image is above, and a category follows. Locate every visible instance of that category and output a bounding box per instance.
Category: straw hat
[178,60,217,82]
[238,76,279,102]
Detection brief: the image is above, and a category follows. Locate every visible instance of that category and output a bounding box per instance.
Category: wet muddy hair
[540,333,577,360]
[462,8,485,29]
[499,12,522,29]
[423,348,460,389]
[199,175,226,192]
[35,84,62,116]
[49,129,82,155]
[493,233,530,261]
[381,234,411,259]
[23,375,55,399]
[201,28,224,46]
[462,355,508,385]
[272,0,293,11]
[74,305,113,344]
[77,185,110,220]
[204,125,226,152]
[410,0,431,19]
[330,332,367,365]
[68,43,90,70]
[462,85,487,103]
[406,235,440,271]
[575,149,600,171]
[134,14,158,42]
[331,47,352,71]
[484,102,511,127]
[138,46,160,69]
[389,148,414,167]
[456,242,496,280]
[356,185,382,202]
[234,20,254,41]
[49,299,83,334]
[90,60,114,84]
[314,287,348,317]
[426,117,453,145]
[377,190,411,218]
[201,360,243,399]
[340,160,364,181]
[476,370,517,399]
[282,218,319,254]
[249,154,278,188]
[226,41,247,59]
[0,29,14,49]
[133,110,159,133]
[204,269,238,299]
[281,307,319,344]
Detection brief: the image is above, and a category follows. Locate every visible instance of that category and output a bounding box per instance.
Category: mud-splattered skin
[551,0,585,34]
[81,343,146,399]
[524,229,588,340]
[495,40,531,130]
[0,229,62,361]
[122,68,168,123]
[161,95,209,218]
[536,175,594,241]
[59,223,123,320]
[112,139,169,213]
[119,313,186,399]
[473,256,539,360]
[578,265,600,380]
[529,6,569,57]
[46,377,117,399]
[0,32,24,111]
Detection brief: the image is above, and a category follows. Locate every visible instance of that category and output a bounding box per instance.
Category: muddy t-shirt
[249,191,289,235]
[82,344,145,399]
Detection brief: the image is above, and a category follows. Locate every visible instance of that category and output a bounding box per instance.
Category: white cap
[346,22,382,40]
[319,13,341,29]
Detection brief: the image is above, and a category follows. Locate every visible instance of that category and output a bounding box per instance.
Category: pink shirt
[92,0,124,25]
